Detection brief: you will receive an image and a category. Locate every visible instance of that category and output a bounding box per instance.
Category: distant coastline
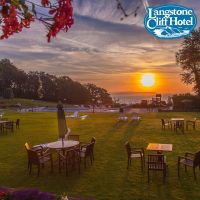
[111,92,174,104]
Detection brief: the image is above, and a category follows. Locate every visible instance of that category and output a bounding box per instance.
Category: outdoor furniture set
[125,142,200,183]
[0,118,20,133]
[161,117,197,133]
[25,136,96,177]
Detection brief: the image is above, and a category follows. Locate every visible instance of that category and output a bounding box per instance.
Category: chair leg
[90,155,93,165]
[148,169,150,183]
[37,165,40,177]
[29,164,32,175]
[84,158,86,169]
[163,170,165,183]
[185,165,187,172]
[127,158,130,169]
[66,162,68,176]
[193,167,197,180]
[143,156,145,167]
[59,158,61,173]
[51,159,53,173]
[178,162,180,177]
[141,157,143,171]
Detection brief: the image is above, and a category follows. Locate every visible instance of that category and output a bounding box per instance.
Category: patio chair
[66,112,88,119]
[131,115,141,122]
[80,137,96,161]
[147,154,167,183]
[186,118,197,130]
[173,121,185,133]
[178,151,200,180]
[80,142,93,168]
[24,143,49,170]
[125,141,145,170]
[16,119,20,129]
[118,116,128,121]
[161,119,171,130]
[58,148,80,176]
[27,148,53,176]
[68,134,80,141]
[3,121,14,132]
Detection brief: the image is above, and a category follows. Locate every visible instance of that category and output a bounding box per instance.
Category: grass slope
[0,112,200,200]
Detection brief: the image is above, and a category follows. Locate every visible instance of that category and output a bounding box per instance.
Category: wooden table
[0,121,9,133]
[171,118,185,133]
[46,140,79,150]
[147,143,173,153]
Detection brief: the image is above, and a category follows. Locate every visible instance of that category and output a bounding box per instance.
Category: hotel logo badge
[144,4,197,39]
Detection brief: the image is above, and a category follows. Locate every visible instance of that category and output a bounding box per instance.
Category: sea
[111,92,174,104]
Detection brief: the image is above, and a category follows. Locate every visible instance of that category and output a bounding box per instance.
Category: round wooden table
[47,140,79,150]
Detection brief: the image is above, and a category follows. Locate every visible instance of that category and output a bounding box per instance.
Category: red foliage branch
[0,0,74,42]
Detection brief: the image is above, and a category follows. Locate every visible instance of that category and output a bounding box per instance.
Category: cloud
[0,0,199,92]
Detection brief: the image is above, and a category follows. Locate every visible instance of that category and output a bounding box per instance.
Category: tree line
[0,59,113,106]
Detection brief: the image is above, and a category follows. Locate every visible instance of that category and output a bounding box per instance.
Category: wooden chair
[16,119,20,129]
[58,148,80,176]
[125,141,145,170]
[147,154,167,183]
[27,148,53,176]
[80,143,93,168]
[80,137,96,161]
[68,134,80,141]
[3,121,14,132]
[186,118,197,130]
[24,143,50,172]
[178,151,200,180]
[90,137,96,161]
[161,119,171,130]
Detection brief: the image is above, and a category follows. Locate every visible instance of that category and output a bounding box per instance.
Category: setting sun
[141,73,155,87]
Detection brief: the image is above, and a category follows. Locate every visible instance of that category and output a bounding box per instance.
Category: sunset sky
[0,0,200,94]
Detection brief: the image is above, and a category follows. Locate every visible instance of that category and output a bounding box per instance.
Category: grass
[0,111,200,200]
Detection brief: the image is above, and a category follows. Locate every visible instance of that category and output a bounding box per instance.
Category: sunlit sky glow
[0,0,200,94]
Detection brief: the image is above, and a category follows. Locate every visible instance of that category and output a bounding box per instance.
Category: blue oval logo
[144,4,197,39]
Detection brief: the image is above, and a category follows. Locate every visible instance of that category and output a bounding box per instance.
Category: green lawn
[0,111,200,200]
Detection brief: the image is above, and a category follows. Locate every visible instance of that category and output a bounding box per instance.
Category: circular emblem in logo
[144,4,197,39]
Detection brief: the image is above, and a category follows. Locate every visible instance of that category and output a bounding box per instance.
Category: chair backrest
[91,137,96,144]
[161,119,165,125]
[194,151,200,167]
[68,134,80,141]
[5,121,14,126]
[27,149,40,164]
[148,154,165,169]
[125,142,131,156]
[85,143,93,156]
[16,119,20,125]
[25,143,30,151]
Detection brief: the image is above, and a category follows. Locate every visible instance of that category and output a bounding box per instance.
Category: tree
[176,28,200,96]
[85,83,113,112]
[0,58,26,97]
[3,88,14,99]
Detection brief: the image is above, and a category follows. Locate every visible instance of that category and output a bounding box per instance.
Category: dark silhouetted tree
[176,28,200,96]
[85,83,113,112]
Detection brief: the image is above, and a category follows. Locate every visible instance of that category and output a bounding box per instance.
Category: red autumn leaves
[47,0,74,42]
[0,0,74,42]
